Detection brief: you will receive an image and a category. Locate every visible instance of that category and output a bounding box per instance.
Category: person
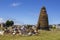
[20,26,27,35]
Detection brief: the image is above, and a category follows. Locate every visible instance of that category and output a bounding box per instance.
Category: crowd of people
[3,26,38,36]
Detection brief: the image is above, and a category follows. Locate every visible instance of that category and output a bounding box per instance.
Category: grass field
[0,29,60,40]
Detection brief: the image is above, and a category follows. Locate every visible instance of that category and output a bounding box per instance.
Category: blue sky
[0,0,60,25]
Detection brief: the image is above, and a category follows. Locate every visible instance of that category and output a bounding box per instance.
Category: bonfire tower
[36,6,49,30]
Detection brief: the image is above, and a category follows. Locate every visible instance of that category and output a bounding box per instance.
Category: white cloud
[0,18,4,23]
[11,2,21,7]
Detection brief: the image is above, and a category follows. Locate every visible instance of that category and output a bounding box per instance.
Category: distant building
[56,24,60,28]
[0,23,5,28]
[52,24,60,28]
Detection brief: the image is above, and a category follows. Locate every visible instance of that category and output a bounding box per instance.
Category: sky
[0,0,60,25]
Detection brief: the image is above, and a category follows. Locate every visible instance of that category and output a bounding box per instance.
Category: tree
[27,25,32,29]
[5,20,14,27]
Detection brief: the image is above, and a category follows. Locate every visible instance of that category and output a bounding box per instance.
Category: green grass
[0,29,60,40]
